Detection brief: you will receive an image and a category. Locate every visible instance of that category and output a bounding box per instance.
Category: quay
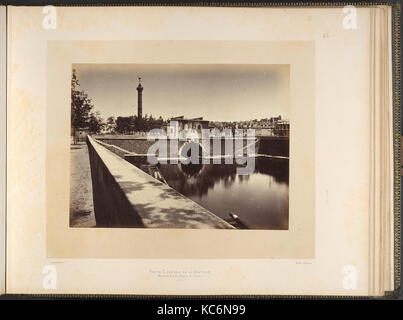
[86,136,235,229]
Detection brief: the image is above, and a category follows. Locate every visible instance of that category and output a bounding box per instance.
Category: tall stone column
[136,77,143,120]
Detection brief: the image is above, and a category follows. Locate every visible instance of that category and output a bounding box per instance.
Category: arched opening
[179,141,204,164]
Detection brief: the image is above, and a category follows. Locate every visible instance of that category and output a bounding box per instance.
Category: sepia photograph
[70,64,290,230]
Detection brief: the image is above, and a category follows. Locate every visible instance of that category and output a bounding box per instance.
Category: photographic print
[70,64,290,230]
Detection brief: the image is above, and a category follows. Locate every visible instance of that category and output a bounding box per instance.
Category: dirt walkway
[70,141,96,227]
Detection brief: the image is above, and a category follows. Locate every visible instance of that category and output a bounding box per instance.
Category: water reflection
[158,157,289,230]
[179,162,204,176]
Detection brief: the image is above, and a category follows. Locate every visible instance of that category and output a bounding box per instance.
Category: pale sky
[73,64,289,122]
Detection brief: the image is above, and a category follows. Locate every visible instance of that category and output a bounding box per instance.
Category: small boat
[228,212,248,229]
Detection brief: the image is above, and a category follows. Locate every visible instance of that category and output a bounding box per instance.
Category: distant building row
[165,115,290,138]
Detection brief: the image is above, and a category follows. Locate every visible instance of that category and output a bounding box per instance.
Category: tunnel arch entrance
[178,141,205,164]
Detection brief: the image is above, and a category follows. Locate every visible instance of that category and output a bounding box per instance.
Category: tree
[88,111,105,134]
[71,69,105,142]
[141,114,166,132]
[106,116,116,134]
[113,114,166,135]
[115,116,136,134]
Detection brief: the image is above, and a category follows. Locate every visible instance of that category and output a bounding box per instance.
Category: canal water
[158,157,289,230]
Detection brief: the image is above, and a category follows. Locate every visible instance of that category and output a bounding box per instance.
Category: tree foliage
[115,116,136,134]
[71,69,105,141]
[106,116,116,133]
[88,111,105,134]
[114,114,166,134]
